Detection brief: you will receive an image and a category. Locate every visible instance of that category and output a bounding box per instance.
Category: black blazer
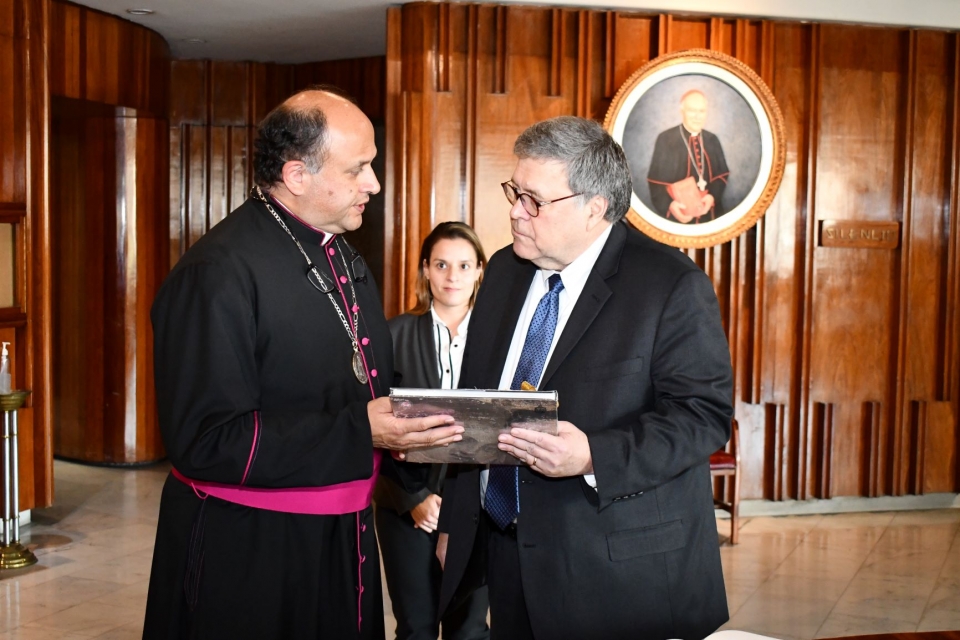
[437,221,733,640]
[373,312,446,514]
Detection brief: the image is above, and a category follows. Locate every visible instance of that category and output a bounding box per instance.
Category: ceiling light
[126,8,154,15]
[182,38,207,44]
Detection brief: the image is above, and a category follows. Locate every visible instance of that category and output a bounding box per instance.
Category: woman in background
[374,222,489,640]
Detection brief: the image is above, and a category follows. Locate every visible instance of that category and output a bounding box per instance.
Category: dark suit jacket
[373,312,446,514]
[437,221,733,640]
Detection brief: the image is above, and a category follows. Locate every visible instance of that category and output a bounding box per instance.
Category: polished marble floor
[0,461,958,639]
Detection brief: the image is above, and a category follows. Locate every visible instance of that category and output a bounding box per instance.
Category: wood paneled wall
[0,0,49,510]
[0,0,169,505]
[50,99,167,465]
[45,2,169,466]
[386,3,960,500]
[168,57,387,282]
[49,0,168,117]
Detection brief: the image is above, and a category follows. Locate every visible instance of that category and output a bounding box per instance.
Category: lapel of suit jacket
[416,312,442,389]
[485,255,538,388]
[540,221,626,387]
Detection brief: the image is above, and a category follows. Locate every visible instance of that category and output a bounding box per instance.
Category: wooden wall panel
[949,39,960,495]
[44,0,169,467]
[755,23,810,501]
[386,2,960,501]
[49,101,167,465]
[0,24,26,204]
[131,117,168,462]
[807,26,903,498]
[900,32,956,494]
[48,0,169,116]
[167,57,387,286]
[50,105,108,462]
[0,0,48,510]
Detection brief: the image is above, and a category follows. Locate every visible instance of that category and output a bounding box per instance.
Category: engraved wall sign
[819,221,900,249]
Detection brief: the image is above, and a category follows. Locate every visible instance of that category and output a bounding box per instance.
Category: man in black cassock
[142,89,463,640]
[646,90,730,223]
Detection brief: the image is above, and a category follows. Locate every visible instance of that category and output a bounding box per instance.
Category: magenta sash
[171,450,381,515]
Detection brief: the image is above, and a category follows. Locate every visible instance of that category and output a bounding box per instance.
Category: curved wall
[48,1,169,465]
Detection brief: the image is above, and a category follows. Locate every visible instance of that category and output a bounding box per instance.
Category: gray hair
[513,116,633,222]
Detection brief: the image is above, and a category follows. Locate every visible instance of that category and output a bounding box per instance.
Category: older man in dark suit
[435,116,733,640]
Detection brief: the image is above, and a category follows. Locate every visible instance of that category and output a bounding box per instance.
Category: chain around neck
[252,186,360,346]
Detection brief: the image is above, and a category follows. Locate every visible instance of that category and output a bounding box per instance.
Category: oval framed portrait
[604,49,785,248]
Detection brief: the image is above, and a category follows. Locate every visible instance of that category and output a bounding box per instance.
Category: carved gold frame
[603,49,785,248]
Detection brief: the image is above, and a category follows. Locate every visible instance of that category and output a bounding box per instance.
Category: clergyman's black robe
[646,125,730,222]
[143,197,393,640]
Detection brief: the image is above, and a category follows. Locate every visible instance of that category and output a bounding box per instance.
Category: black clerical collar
[681,124,702,139]
[266,194,335,246]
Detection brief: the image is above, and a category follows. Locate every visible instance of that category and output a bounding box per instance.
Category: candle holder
[0,390,37,570]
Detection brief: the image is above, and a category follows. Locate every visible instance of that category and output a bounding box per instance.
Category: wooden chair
[710,418,741,544]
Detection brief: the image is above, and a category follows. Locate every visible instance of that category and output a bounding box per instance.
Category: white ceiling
[79,0,960,64]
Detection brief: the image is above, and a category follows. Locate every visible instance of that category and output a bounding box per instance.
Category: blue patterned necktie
[485,273,565,530]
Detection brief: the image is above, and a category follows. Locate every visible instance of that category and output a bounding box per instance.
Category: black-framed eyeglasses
[501,181,581,217]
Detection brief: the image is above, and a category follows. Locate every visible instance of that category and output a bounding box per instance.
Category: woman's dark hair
[252,86,355,187]
[410,222,487,315]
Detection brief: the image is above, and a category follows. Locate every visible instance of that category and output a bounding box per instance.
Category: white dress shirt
[430,306,471,390]
[480,223,613,507]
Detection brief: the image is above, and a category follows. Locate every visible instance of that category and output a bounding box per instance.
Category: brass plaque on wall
[819,220,900,249]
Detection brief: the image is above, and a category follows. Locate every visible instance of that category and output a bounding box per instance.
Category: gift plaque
[390,388,559,464]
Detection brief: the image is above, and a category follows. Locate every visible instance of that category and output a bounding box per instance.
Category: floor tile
[917,608,960,633]
[22,602,142,637]
[0,627,95,639]
[918,573,960,632]
[815,611,919,639]
[87,581,149,611]
[888,509,960,526]
[829,575,937,624]
[91,622,145,640]
[725,577,838,640]
[738,514,823,536]
[60,553,152,586]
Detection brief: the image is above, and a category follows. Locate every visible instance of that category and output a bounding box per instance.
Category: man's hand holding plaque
[389,388,558,464]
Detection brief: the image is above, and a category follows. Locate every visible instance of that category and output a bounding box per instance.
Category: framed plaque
[391,388,558,464]
[604,49,785,248]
